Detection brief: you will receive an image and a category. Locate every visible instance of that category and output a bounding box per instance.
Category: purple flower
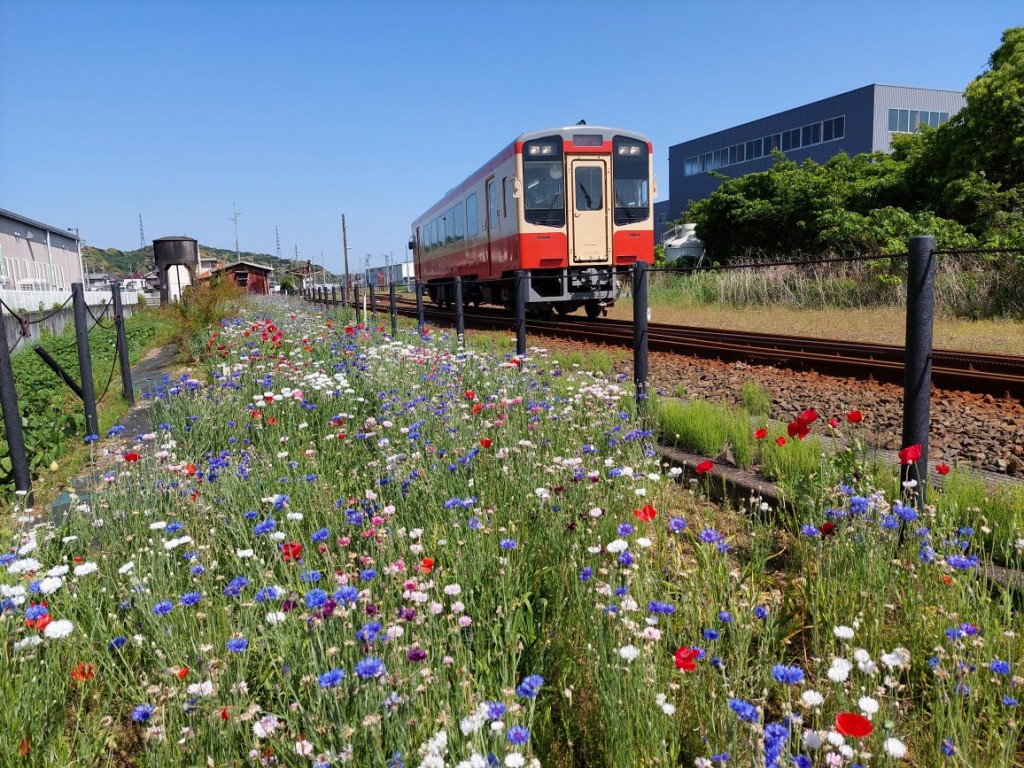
[516,674,543,699]
[506,725,530,745]
[771,664,804,685]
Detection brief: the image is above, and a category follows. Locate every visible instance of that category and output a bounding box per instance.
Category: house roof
[213,260,274,273]
[0,207,81,240]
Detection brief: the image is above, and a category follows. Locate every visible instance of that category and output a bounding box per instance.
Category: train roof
[413,125,651,225]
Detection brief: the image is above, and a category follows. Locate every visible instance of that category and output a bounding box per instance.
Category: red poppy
[775,436,787,446]
[35,613,52,631]
[674,646,699,672]
[176,666,189,680]
[799,408,819,424]
[266,417,277,426]
[787,420,810,440]
[819,522,836,536]
[846,410,863,424]
[465,390,475,400]
[18,736,29,757]
[472,403,483,414]
[71,663,95,682]
[421,557,434,574]
[344,326,355,335]
[633,503,657,522]
[753,428,768,440]
[942,575,952,586]
[835,712,873,738]
[220,707,230,721]
[479,438,493,449]
[828,417,839,429]
[281,542,302,562]
[935,463,950,475]
[124,452,140,463]
[899,444,922,465]
[183,463,197,476]
[695,460,713,476]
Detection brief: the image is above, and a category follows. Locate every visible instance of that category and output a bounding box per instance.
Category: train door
[568,158,610,263]
[486,176,500,276]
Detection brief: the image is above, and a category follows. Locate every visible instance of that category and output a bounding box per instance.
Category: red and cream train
[409,125,655,318]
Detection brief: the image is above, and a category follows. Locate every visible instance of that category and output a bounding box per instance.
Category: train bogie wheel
[584,301,602,320]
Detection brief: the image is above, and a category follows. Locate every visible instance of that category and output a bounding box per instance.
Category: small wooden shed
[212,260,272,295]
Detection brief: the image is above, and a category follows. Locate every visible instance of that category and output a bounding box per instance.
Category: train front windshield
[523,137,566,227]
[613,136,650,225]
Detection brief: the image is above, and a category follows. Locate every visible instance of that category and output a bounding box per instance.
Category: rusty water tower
[152,236,199,305]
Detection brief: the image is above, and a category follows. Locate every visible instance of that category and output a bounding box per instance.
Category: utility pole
[341,215,351,295]
[365,254,371,287]
[275,226,282,260]
[230,203,241,262]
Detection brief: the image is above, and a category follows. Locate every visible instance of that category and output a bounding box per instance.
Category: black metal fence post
[111,282,134,405]
[453,277,465,348]
[632,262,649,408]
[389,283,397,336]
[354,286,361,322]
[331,286,337,310]
[0,324,31,501]
[415,281,425,329]
[902,235,936,501]
[515,270,527,361]
[72,283,99,437]
[369,285,376,318]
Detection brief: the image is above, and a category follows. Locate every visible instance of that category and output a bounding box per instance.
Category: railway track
[365,297,1024,399]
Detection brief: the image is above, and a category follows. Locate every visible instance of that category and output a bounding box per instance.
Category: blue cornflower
[153,601,173,616]
[718,611,734,623]
[506,725,530,745]
[754,605,769,620]
[728,697,758,723]
[166,521,183,533]
[764,722,789,768]
[299,570,322,582]
[255,587,279,603]
[879,514,900,530]
[360,569,378,581]
[792,756,812,768]
[318,668,345,688]
[947,554,979,570]
[109,635,127,650]
[180,591,202,607]
[648,601,675,615]
[305,589,329,610]
[24,604,49,620]
[617,523,634,537]
[941,739,956,757]
[699,528,721,544]
[311,528,330,542]
[335,586,359,605]
[253,519,276,536]
[516,675,543,699]
[919,544,936,563]
[850,496,869,514]
[131,703,154,723]
[614,586,628,597]
[1003,696,1019,706]
[703,628,720,642]
[668,517,687,533]
[800,524,820,537]
[618,550,634,567]
[486,701,506,720]
[990,659,1011,676]
[499,538,517,550]
[226,637,248,653]
[468,516,483,531]
[190,563,205,576]
[356,621,383,643]
[894,502,918,522]
[355,656,386,679]
[223,576,248,597]
[771,664,805,685]
[711,754,730,764]
[579,566,593,582]
[85,434,99,444]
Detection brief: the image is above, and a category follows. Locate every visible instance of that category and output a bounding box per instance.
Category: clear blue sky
[1,1,1019,276]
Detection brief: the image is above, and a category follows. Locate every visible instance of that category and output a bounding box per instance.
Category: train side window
[454,202,464,240]
[445,208,454,243]
[488,178,500,231]
[503,176,510,218]
[466,194,478,237]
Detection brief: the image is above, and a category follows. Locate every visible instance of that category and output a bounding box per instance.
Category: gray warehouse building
[658,84,966,242]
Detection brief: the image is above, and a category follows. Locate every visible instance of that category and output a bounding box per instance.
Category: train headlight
[528,144,555,156]
[617,144,642,156]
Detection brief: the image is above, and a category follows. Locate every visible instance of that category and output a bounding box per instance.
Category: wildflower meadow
[1,300,1021,767]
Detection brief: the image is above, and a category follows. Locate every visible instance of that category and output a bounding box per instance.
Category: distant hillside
[82,244,334,280]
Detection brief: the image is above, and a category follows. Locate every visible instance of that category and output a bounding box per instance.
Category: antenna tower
[139,214,146,250]
[275,226,282,260]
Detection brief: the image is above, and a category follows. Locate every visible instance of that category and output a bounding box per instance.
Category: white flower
[236,549,254,558]
[149,521,167,530]
[827,658,852,682]
[73,562,98,577]
[265,612,287,625]
[858,695,879,715]
[505,754,525,768]
[43,619,74,639]
[883,737,908,759]
[164,536,193,551]
[7,557,41,575]
[803,730,822,749]
[826,731,846,747]
[606,539,628,554]
[618,645,640,662]
[833,625,855,640]
[38,576,63,594]
[800,689,824,707]
[13,635,42,651]
[253,715,279,738]
[118,561,135,575]
[46,564,70,577]
[881,647,911,669]
[636,537,652,549]
[286,512,303,521]
[443,584,462,597]
[853,648,871,663]
[589,507,603,518]
[186,680,215,697]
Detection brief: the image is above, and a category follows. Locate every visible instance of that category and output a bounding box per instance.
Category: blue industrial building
[657,84,966,242]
